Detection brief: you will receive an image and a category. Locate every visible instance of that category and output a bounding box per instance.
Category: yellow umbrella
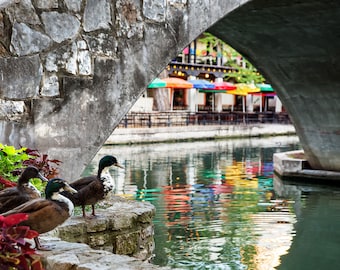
[236,83,260,94]
[225,84,260,113]
[226,83,260,97]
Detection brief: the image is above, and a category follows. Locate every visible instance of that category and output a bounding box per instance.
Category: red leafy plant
[22,148,62,180]
[0,213,44,270]
[0,175,17,189]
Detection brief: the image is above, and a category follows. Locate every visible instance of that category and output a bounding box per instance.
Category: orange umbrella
[163,77,193,89]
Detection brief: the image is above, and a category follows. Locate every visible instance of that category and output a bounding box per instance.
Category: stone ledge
[38,196,173,270]
[39,236,171,270]
[52,196,155,259]
[108,124,296,145]
[274,150,340,182]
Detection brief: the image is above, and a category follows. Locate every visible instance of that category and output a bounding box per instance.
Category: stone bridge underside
[0,0,340,179]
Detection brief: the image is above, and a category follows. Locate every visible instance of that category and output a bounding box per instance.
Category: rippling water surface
[87,135,340,269]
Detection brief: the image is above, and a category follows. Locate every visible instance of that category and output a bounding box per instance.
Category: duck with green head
[1,178,77,250]
[62,155,124,218]
[0,166,48,213]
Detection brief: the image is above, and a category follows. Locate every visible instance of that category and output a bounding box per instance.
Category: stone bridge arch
[0,0,339,179]
[0,0,247,179]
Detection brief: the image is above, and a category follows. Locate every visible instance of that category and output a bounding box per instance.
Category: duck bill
[114,163,124,169]
[64,183,78,194]
[37,172,49,182]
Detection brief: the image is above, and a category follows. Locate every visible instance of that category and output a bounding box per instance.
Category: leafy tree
[198,33,266,84]
[225,58,265,84]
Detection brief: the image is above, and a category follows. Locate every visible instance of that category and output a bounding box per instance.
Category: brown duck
[1,178,77,250]
[62,155,123,218]
[0,166,48,213]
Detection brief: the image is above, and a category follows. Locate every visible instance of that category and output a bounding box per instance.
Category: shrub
[23,148,61,179]
[0,144,31,182]
[0,144,62,191]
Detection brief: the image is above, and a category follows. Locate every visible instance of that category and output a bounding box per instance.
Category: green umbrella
[147,78,167,88]
[256,83,274,92]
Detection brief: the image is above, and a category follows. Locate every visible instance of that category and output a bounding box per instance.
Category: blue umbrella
[188,79,215,89]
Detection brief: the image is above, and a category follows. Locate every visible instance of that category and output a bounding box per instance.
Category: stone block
[88,234,107,246]
[41,11,80,43]
[0,55,42,99]
[83,0,112,32]
[110,212,136,230]
[11,22,52,56]
[86,218,108,232]
[273,150,306,175]
[41,73,60,97]
[143,0,166,21]
[64,0,82,12]
[45,253,79,270]
[5,0,40,25]
[113,231,139,255]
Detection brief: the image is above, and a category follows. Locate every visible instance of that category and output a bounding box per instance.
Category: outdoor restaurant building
[130,34,283,114]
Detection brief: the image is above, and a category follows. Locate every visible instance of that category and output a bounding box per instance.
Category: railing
[118,111,292,128]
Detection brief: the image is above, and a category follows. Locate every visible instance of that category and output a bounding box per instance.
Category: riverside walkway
[107,111,295,145]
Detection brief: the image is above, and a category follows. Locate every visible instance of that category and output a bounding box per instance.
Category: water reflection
[274,176,340,270]
[88,136,301,269]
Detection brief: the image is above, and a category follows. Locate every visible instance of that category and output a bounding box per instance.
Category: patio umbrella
[147,78,167,88]
[163,77,193,88]
[253,84,275,112]
[161,77,193,111]
[235,83,260,94]
[213,81,237,90]
[256,83,274,92]
[188,79,215,89]
[224,84,260,113]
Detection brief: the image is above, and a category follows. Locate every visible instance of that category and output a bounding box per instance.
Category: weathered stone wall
[1,0,340,178]
[0,0,246,179]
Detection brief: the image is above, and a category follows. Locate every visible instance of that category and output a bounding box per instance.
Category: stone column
[246,94,254,112]
[214,77,223,112]
[275,96,282,113]
[188,75,197,113]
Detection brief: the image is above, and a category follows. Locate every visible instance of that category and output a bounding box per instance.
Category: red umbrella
[212,81,237,90]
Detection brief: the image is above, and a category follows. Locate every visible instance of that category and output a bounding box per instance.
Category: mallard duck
[1,178,77,250]
[0,166,48,213]
[62,155,123,218]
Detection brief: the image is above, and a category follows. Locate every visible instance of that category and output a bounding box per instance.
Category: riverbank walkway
[107,111,295,145]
